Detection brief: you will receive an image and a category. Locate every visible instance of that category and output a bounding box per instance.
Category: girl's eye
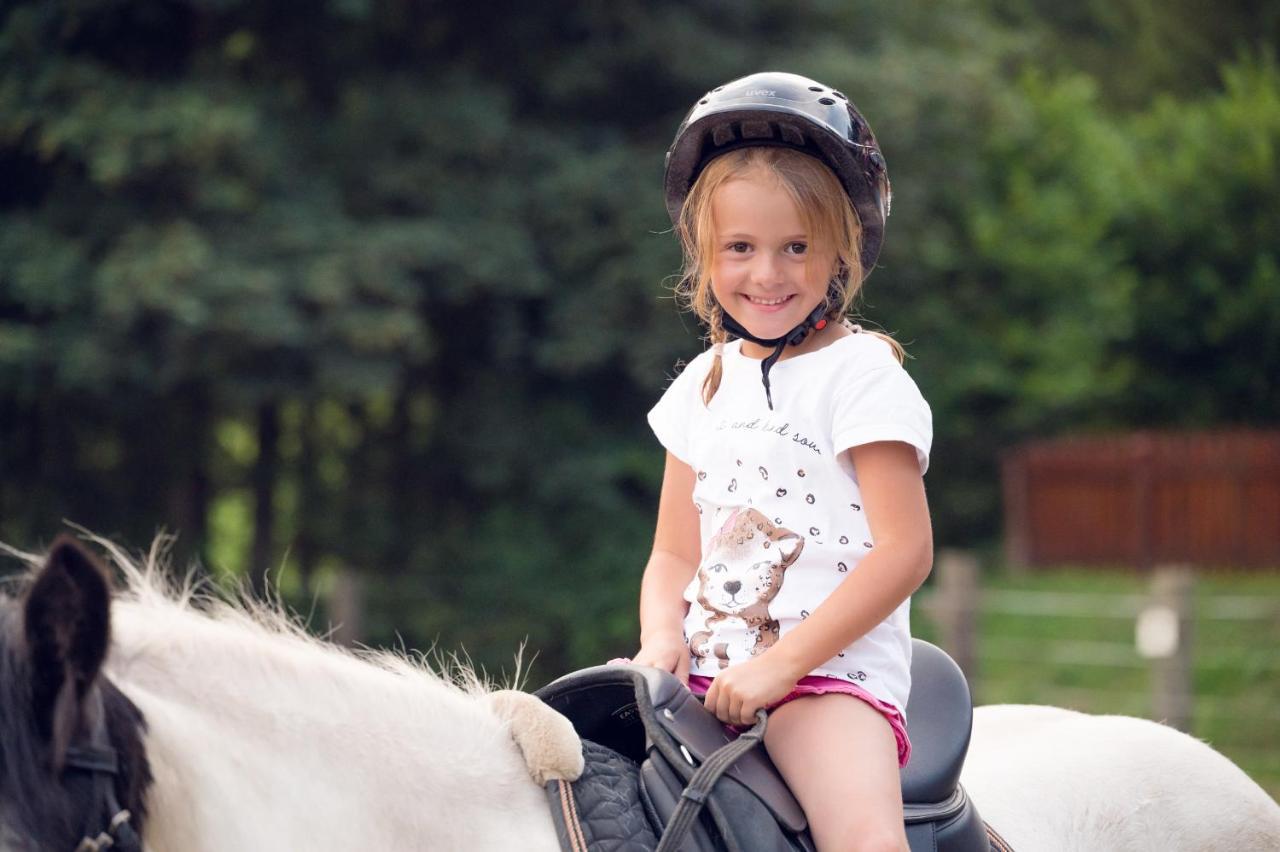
[786,242,808,255]
[727,242,750,253]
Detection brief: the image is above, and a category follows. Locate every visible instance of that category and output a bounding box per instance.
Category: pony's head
[0,535,151,851]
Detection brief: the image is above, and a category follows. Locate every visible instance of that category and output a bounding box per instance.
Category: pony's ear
[23,534,112,764]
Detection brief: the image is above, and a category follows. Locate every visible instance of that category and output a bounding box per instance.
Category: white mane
[7,534,562,852]
[98,534,494,692]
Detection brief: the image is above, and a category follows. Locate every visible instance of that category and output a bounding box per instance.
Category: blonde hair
[673,147,904,404]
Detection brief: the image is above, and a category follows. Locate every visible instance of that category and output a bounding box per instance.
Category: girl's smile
[710,168,842,358]
[743,293,796,310]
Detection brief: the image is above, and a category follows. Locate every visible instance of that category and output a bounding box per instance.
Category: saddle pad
[546,739,658,852]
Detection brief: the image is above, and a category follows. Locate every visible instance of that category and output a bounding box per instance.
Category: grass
[914,566,1280,802]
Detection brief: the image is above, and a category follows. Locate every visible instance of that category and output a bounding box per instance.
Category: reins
[653,708,769,852]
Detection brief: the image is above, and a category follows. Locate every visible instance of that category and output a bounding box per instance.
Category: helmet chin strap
[720,301,829,410]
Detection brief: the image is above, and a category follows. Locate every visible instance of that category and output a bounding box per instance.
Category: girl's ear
[23,534,112,765]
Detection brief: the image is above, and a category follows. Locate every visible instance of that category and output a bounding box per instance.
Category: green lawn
[915,566,1280,801]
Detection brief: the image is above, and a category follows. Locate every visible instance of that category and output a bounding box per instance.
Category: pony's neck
[106,598,558,851]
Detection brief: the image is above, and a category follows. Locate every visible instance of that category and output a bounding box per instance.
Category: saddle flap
[639,757,720,851]
[537,664,807,835]
[641,671,806,834]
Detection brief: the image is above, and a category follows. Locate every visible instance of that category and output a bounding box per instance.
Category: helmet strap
[719,300,829,410]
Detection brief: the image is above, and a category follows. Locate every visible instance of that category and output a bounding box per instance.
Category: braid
[701,309,728,405]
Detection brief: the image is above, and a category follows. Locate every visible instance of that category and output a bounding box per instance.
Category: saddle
[535,640,997,852]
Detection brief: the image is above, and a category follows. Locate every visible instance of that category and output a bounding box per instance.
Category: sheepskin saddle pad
[535,640,998,852]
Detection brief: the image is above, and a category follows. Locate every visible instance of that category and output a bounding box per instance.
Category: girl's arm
[769,440,933,680]
[632,452,701,682]
[704,440,932,723]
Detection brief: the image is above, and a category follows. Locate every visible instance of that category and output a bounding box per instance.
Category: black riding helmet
[664,70,891,279]
[664,71,892,409]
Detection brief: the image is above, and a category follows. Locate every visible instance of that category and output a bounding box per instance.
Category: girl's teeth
[749,295,788,306]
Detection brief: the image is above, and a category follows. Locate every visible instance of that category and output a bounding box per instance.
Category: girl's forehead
[711,172,806,232]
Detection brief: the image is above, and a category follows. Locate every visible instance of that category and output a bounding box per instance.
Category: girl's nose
[751,253,786,287]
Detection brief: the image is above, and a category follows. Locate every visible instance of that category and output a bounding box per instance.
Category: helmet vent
[818,97,836,106]
[808,86,823,92]
[699,99,708,105]
[778,123,804,146]
[832,91,848,100]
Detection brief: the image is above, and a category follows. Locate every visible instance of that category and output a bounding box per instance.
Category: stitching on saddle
[985,822,1015,852]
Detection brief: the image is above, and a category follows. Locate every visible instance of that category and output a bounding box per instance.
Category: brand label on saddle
[611,702,639,723]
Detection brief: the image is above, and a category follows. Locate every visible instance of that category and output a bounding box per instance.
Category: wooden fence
[922,551,1280,734]
[1001,430,1280,571]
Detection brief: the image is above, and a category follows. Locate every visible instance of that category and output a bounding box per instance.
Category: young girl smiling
[632,72,933,852]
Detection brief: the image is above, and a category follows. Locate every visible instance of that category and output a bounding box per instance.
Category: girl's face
[709,168,835,354]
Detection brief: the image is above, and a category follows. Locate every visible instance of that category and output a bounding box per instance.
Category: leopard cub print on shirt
[688,507,804,669]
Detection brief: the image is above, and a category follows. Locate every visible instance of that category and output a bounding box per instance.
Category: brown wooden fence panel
[1001,430,1280,570]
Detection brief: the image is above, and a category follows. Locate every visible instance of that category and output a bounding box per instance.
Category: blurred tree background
[1,0,1277,684]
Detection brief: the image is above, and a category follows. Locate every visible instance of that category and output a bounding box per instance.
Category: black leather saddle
[535,639,995,852]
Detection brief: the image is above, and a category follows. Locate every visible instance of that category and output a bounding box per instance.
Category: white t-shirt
[647,331,932,713]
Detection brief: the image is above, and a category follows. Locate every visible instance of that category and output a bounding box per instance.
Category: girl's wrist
[639,625,685,647]
[767,638,818,683]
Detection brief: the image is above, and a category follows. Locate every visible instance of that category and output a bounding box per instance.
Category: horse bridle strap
[71,809,134,852]
[64,690,143,852]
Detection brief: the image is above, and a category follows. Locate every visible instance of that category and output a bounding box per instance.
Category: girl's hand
[632,638,691,684]
[703,655,797,726]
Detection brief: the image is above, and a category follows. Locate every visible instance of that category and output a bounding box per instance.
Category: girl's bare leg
[763,693,908,852]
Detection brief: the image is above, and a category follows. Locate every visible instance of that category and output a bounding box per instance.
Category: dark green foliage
[1,1,1275,682]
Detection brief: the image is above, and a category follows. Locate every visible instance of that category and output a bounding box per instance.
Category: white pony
[2,536,1277,852]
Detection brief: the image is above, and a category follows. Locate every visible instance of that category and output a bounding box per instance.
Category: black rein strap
[654,709,770,852]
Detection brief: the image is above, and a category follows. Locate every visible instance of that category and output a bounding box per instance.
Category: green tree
[2,0,1275,683]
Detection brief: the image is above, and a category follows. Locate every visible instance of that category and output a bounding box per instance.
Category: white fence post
[329,568,366,647]
[1138,564,1195,732]
[933,549,979,680]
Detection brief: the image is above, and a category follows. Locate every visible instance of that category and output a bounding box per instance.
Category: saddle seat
[536,639,992,851]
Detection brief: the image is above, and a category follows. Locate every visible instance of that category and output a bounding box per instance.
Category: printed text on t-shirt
[714,418,822,455]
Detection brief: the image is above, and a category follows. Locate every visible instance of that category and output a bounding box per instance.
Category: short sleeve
[831,361,933,475]
[647,352,710,466]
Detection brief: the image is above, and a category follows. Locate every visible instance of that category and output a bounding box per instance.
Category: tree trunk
[295,400,318,593]
[387,386,412,576]
[250,401,280,596]
[166,383,212,577]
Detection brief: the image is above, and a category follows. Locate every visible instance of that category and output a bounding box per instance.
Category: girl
[632,72,933,852]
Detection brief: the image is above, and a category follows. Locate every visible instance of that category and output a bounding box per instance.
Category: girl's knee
[818,827,907,852]
[859,830,909,852]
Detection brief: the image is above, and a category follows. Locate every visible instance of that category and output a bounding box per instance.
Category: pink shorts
[687,674,912,768]
[608,659,910,767]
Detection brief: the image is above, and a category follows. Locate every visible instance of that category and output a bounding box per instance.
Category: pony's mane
[0,533,507,697]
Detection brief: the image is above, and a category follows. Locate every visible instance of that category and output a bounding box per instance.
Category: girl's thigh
[763,693,906,849]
